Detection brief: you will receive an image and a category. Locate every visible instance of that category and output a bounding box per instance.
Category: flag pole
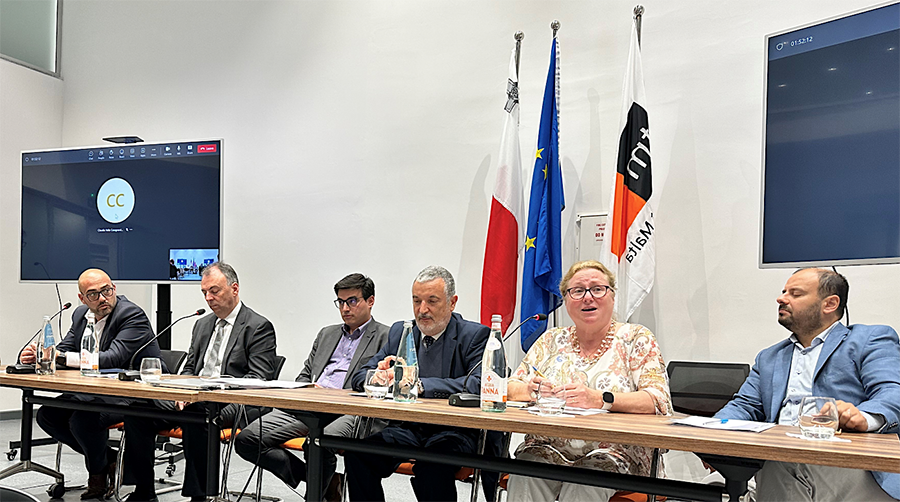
[550,18,561,331]
[633,5,644,47]
[514,31,524,77]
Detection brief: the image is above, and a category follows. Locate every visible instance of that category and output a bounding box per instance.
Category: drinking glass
[798,396,839,440]
[140,357,162,383]
[536,379,567,416]
[364,369,391,399]
[393,365,419,403]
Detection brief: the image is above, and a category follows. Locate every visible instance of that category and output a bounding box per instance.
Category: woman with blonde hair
[506,260,671,502]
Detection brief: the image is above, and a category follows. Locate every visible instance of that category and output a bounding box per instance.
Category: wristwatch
[601,391,614,411]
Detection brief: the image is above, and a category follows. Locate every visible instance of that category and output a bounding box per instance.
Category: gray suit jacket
[297,318,390,389]
[182,303,278,380]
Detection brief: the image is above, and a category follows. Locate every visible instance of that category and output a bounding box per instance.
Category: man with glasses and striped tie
[123,262,278,502]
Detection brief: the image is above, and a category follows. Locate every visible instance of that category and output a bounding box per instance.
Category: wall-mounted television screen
[20,139,223,282]
[760,2,899,268]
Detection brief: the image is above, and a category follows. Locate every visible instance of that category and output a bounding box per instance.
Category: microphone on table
[7,303,73,375]
[118,309,205,381]
[449,313,547,407]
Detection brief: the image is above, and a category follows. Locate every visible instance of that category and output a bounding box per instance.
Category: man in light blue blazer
[716,268,900,501]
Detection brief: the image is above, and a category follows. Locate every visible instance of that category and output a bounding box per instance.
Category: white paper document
[526,406,608,416]
[203,378,312,389]
[671,415,776,433]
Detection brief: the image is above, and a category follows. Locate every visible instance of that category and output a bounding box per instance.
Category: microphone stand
[118,309,204,381]
[7,303,73,375]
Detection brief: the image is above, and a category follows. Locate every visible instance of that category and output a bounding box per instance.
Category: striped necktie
[200,318,227,377]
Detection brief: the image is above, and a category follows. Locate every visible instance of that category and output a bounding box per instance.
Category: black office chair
[160,349,188,375]
[0,486,40,502]
[666,361,750,417]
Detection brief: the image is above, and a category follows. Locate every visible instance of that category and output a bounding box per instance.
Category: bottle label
[481,369,507,403]
[43,323,54,344]
[486,337,502,351]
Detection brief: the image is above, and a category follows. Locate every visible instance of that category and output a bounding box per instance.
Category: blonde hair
[559,260,616,297]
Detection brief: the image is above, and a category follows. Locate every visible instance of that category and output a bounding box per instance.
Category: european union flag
[520,38,564,352]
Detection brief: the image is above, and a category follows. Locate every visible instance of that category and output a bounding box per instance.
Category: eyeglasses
[565,285,613,300]
[84,286,115,302]
[334,297,361,309]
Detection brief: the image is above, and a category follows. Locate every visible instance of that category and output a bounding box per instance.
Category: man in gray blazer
[234,273,390,501]
[124,262,278,502]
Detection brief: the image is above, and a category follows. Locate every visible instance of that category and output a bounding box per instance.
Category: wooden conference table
[205,386,900,501]
[0,369,211,496]
[3,370,900,501]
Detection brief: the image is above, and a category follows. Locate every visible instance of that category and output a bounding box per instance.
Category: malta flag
[599,19,655,322]
[481,49,524,335]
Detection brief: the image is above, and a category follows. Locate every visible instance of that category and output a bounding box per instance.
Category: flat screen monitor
[760,2,899,268]
[20,139,223,282]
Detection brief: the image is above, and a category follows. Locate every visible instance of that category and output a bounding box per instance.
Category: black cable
[832,266,850,325]
[55,283,62,340]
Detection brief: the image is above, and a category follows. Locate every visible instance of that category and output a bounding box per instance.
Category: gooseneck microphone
[502,313,548,343]
[7,303,73,374]
[448,313,548,407]
[119,308,205,381]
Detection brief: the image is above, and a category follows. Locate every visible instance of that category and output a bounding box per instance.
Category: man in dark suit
[19,268,163,500]
[234,273,390,500]
[123,262,278,502]
[345,266,491,502]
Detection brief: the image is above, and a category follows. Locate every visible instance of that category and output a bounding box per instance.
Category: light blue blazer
[716,323,900,499]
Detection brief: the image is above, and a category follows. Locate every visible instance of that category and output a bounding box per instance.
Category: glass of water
[536,379,567,416]
[393,365,419,403]
[140,357,162,383]
[798,396,839,440]
[365,369,391,399]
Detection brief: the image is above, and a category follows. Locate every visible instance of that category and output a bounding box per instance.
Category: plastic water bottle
[481,314,507,412]
[396,320,418,367]
[394,320,419,402]
[80,312,100,376]
[36,316,57,375]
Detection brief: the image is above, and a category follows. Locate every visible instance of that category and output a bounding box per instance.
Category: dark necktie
[423,335,435,348]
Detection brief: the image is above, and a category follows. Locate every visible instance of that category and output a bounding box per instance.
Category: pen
[531,365,547,378]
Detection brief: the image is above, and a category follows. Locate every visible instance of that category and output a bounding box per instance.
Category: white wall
[2,0,898,409]
[1,59,66,409]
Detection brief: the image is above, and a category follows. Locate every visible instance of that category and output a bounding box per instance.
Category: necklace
[571,321,617,363]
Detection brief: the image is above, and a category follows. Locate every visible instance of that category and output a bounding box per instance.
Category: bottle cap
[491,314,502,322]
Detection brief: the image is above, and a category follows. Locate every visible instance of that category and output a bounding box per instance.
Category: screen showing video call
[20,140,222,282]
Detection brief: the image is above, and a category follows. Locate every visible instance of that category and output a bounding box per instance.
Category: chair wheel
[6,449,17,461]
[48,482,66,498]
[166,464,176,476]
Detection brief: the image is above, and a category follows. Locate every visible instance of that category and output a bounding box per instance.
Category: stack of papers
[526,406,608,417]
[149,377,311,390]
[671,416,776,433]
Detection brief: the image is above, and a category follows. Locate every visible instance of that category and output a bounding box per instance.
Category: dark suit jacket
[297,319,390,389]
[57,295,165,371]
[351,312,490,398]
[182,303,278,380]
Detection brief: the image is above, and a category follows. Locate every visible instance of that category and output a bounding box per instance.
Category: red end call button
[198,144,217,153]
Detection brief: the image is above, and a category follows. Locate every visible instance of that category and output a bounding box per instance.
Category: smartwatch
[601,391,614,411]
